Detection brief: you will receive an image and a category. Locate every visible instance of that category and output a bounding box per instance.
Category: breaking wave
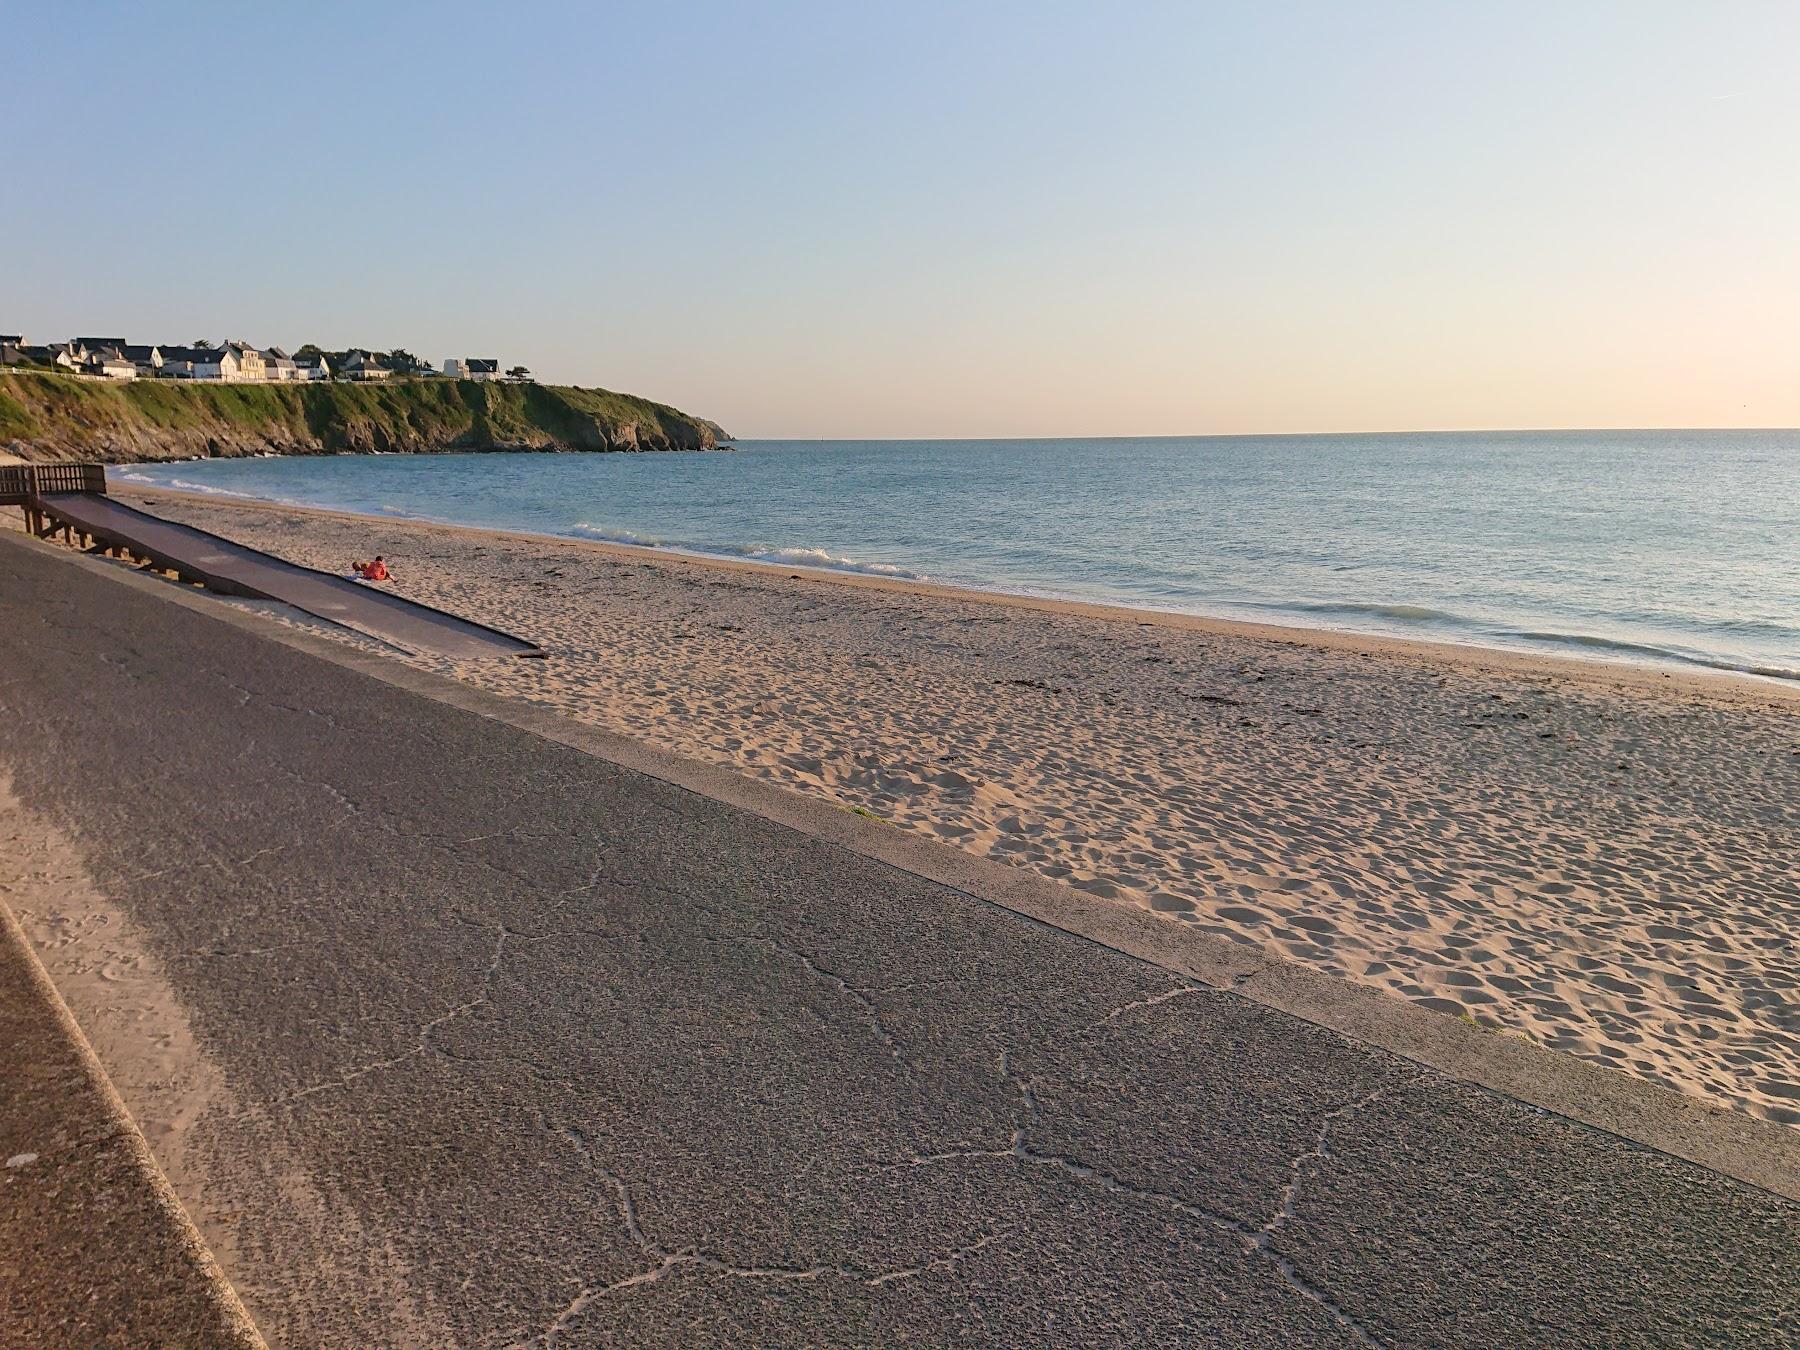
[1256,603,1800,683]
[1504,631,1800,682]
[108,468,268,501]
[565,524,922,579]
[1286,601,1463,624]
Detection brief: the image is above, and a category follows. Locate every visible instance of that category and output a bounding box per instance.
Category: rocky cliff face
[0,372,731,464]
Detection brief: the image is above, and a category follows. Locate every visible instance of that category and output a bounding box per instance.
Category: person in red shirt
[350,556,391,582]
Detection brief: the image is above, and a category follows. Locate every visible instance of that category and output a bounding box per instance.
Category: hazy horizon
[727,424,1800,442]
[8,3,1797,439]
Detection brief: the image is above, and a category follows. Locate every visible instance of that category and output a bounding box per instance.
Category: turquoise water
[115,430,1800,681]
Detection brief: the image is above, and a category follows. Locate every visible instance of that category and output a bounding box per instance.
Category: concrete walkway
[1,530,1795,1348]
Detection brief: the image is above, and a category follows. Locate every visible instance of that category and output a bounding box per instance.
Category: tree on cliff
[508,366,533,381]
[192,338,215,349]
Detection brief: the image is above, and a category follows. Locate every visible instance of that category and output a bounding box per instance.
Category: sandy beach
[58,489,1800,1127]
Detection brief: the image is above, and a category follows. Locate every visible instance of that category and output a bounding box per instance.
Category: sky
[5,2,1797,438]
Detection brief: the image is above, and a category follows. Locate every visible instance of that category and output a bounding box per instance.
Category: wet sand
[83,490,1800,1126]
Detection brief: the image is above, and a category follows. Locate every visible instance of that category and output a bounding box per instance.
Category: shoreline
[118,484,1800,710]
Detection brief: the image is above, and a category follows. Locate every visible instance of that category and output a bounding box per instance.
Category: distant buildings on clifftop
[0,333,530,386]
[442,358,502,380]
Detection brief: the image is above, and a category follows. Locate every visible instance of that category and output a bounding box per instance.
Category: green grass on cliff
[0,370,725,460]
[0,386,32,440]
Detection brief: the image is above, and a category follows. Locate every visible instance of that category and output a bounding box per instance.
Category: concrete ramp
[32,493,541,660]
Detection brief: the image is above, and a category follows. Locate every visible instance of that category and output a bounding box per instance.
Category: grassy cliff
[0,371,730,464]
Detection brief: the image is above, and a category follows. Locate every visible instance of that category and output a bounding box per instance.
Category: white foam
[730,544,920,579]
[563,524,922,580]
[109,468,265,502]
[565,523,665,548]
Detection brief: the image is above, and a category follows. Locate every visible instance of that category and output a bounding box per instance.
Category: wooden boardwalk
[3,466,541,660]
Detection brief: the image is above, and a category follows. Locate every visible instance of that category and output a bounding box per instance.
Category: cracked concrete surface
[724,934,910,1064]
[273,920,523,1106]
[1082,982,1207,1031]
[518,1112,1012,1347]
[858,1047,1400,1347]
[3,533,1797,1348]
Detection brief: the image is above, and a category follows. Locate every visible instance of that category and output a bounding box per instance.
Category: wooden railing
[0,463,107,503]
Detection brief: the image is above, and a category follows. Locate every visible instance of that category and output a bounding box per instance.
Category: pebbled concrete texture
[1,530,1797,1348]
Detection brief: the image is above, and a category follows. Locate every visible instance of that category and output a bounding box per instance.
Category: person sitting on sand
[350,556,391,582]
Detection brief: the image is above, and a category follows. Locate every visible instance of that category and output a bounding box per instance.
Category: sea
[113,430,1800,683]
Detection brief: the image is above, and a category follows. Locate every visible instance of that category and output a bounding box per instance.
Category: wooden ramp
[11,478,541,660]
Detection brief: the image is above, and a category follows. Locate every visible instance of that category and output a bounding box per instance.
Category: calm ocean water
[115,431,1800,681]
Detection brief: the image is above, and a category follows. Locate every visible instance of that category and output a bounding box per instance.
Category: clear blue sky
[6,2,1796,437]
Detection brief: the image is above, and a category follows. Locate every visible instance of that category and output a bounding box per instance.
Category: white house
[445,357,501,381]
[263,346,302,381]
[4,343,64,369]
[83,348,137,380]
[222,341,266,381]
[160,346,241,380]
[295,353,331,380]
[122,344,162,377]
[339,351,392,381]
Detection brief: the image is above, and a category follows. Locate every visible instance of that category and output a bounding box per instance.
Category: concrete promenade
[1,530,1796,1347]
